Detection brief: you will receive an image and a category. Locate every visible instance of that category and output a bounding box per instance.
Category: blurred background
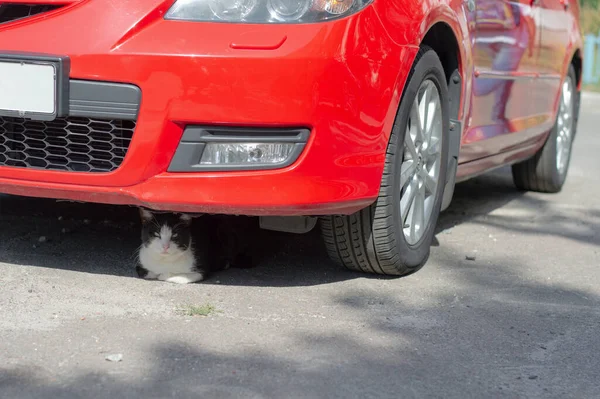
[581,0,600,90]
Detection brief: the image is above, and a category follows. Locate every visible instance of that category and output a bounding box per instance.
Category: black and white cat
[136,208,260,284]
[136,209,206,284]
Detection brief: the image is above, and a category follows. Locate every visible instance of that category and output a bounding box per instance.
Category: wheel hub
[416,154,423,171]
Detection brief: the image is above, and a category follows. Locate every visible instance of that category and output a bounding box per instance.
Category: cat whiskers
[131,243,146,262]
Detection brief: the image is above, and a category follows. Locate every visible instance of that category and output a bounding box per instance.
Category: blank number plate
[0,60,57,117]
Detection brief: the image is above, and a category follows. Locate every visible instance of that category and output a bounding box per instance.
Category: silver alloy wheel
[556,75,574,177]
[400,79,443,245]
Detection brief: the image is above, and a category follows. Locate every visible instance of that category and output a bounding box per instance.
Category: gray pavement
[1,95,600,398]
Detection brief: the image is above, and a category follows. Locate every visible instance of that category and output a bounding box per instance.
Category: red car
[0,0,582,276]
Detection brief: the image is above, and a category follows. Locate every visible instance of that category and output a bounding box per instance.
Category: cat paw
[136,266,154,279]
[145,271,159,280]
[136,266,159,279]
[159,272,205,284]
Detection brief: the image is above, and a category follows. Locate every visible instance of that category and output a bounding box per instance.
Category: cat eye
[153,232,160,237]
[172,233,178,238]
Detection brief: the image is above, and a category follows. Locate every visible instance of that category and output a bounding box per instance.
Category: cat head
[139,208,192,256]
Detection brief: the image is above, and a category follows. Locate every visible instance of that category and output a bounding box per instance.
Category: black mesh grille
[0,4,62,24]
[0,117,135,173]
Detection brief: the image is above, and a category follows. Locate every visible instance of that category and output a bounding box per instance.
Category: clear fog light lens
[200,143,295,166]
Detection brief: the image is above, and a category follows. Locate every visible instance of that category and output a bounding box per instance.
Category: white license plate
[0,61,56,116]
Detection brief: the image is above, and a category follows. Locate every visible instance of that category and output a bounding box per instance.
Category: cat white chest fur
[137,210,205,284]
[139,245,196,275]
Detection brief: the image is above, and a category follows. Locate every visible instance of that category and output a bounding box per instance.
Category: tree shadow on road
[437,166,599,247]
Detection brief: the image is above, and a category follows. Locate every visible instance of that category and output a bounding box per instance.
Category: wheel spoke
[424,96,440,147]
[401,179,418,223]
[420,170,437,195]
[405,126,419,159]
[410,97,424,146]
[400,161,417,190]
[420,84,430,144]
[426,137,441,160]
[562,84,571,107]
[410,184,426,242]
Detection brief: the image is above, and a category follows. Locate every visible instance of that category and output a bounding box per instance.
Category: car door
[460,0,542,163]
[534,0,571,125]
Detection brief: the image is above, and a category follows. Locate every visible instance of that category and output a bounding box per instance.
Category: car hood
[0,0,169,54]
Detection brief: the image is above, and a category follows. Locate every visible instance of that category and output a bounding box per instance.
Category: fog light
[168,126,309,172]
[200,143,295,166]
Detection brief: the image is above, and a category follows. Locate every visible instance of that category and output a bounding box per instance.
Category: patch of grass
[176,303,219,317]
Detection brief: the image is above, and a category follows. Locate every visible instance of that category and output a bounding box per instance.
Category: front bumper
[0,1,416,215]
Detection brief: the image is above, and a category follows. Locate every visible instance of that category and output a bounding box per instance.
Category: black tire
[512,65,579,193]
[321,46,449,276]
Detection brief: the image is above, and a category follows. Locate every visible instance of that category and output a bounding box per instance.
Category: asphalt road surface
[1,95,600,399]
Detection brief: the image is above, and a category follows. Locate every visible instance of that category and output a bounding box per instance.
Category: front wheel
[321,46,449,276]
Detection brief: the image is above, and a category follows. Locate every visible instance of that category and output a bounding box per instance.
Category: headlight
[164,0,371,23]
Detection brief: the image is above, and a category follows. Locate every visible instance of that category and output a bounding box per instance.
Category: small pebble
[38,236,47,243]
[466,255,476,261]
[83,219,91,225]
[528,375,538,380]
[105,354,123,362]
[58,216,63,221]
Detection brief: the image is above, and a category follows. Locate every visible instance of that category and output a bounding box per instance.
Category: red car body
[0,0,583,216]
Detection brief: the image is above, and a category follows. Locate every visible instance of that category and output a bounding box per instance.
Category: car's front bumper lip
[0,173,375,216]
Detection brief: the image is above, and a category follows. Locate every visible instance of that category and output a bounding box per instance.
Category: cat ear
[139,208,153,223]
[179,213,192,224]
